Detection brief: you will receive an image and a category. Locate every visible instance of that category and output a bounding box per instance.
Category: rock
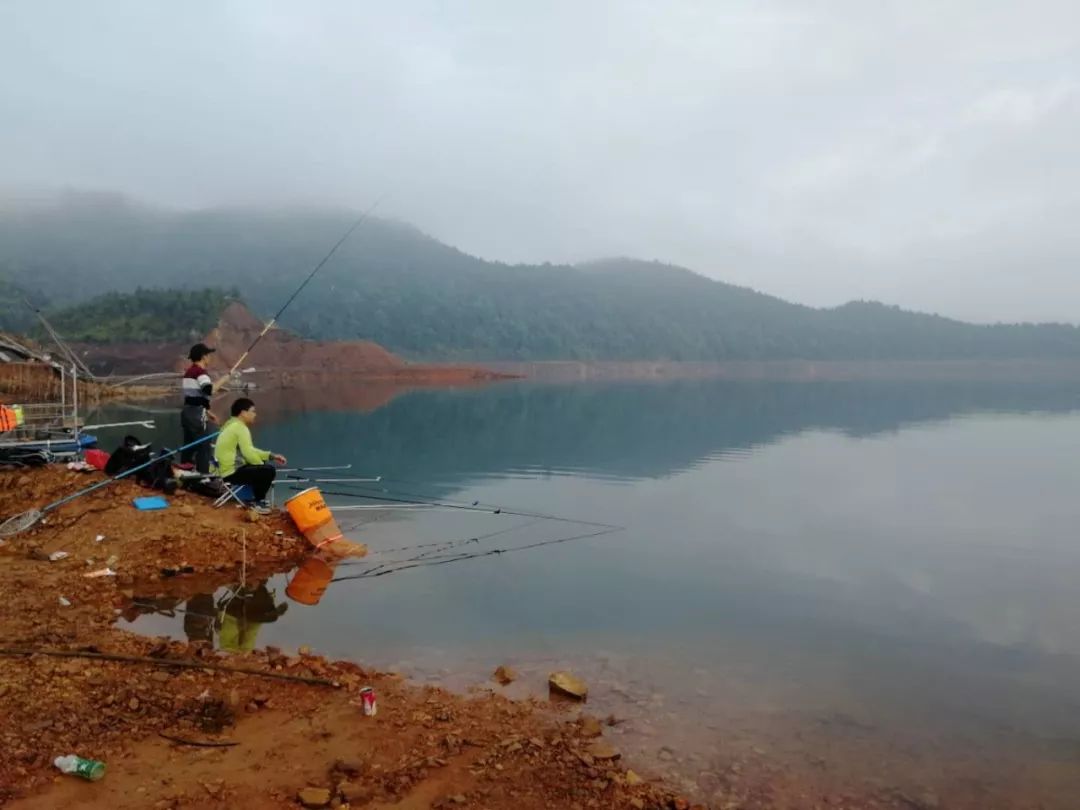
[658,746,676,762]
[579,716,603,738]
[586,741,620,761]
[179,505,196,517]
[671,799,691,810]
[625,769,644,786]
[897,790,941,810]
[549,671,588,700]
[337,781,372,803]
[298,787,332,808]
[492,665,517,685]
[333,759,366,778]
[629,800,645,810]
[244,509,262,523]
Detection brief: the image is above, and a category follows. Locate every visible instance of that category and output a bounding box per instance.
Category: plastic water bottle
[53,754,106,781]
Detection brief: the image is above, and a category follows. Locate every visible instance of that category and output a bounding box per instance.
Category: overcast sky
[1,1,1077,322]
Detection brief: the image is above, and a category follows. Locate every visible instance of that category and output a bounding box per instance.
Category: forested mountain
[45,288,238,343]
[1,192,1078,360]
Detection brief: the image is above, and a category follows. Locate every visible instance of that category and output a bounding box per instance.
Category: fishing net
[0,508,43,539]
[0,448,50,468]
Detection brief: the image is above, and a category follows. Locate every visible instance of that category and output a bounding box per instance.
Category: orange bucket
[285,556,336,606]
[284,487,343,550]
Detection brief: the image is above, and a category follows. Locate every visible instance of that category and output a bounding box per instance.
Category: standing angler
[180,343,218,473]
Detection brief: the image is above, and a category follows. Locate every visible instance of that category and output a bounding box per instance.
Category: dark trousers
[225,464,276,502]
[180,405,212,474]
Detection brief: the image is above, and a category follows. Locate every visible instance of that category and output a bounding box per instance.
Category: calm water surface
[108,380,1080,806]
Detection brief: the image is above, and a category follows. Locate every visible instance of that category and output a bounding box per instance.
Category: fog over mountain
[1,1,1078,322]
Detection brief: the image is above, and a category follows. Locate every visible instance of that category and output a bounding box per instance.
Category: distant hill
[2,191,1080,361]
[45,287,239,344]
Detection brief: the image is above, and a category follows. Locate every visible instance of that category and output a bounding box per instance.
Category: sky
[0,0,1077,323]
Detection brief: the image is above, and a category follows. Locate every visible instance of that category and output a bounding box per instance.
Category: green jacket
[214,417,271,478]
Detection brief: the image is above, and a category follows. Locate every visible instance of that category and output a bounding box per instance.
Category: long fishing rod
[277,464,354,474]
[214,196,386,388]
[272,476,382,486]
[304,483,623,530]
[22,297,95,380]
[0,431,220,537]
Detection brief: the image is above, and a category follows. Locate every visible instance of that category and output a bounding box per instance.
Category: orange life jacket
[0,405,19,432]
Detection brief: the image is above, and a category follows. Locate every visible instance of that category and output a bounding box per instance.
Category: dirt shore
[0,363,168,403]
[0,467,687,809]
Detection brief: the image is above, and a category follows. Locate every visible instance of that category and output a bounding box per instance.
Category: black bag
[104,435,151,476]
[181,475,226,498]
[136,450,178,494]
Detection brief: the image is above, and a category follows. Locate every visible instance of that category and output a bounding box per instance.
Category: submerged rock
[549,671,588,700]
[297,786,332,808]
[587,741,620,761]
[492,665,517,685]
[579,716,604,738]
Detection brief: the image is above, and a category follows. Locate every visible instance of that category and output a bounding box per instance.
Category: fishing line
[330,526,623,582]
[335,518,546,576]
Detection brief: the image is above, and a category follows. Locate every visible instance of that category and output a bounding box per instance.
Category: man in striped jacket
[180,343,219,473]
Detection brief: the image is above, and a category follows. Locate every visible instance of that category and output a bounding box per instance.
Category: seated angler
[214,397,286,514]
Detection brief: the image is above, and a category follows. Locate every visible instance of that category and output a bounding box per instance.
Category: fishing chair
[208,458,256,509]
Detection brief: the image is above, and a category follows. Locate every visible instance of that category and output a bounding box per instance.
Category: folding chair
[209,458,256,509]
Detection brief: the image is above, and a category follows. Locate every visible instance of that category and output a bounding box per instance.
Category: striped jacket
[182,363,213,408]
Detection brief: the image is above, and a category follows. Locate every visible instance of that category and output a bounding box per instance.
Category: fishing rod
[277,464,354,474]
[214,196,386,389]
[272,476,382,485]
[0,431,220,537]
[22,297,96,380]
[306,483,624,530]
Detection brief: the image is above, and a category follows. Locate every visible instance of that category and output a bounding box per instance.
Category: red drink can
[359,686,377,716]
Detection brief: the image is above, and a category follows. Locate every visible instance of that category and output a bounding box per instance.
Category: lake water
[104,379,1080,807]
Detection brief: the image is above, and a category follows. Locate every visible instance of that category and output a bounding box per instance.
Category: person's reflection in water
[218,580,289,653]
[182,592,217,645]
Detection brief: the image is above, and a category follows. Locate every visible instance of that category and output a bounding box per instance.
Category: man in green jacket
[215,398,286,514]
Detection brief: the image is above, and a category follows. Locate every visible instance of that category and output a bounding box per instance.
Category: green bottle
[54,754,106,781]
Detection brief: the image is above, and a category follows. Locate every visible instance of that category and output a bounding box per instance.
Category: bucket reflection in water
[285,554,338,606]
[285,526,368,607]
